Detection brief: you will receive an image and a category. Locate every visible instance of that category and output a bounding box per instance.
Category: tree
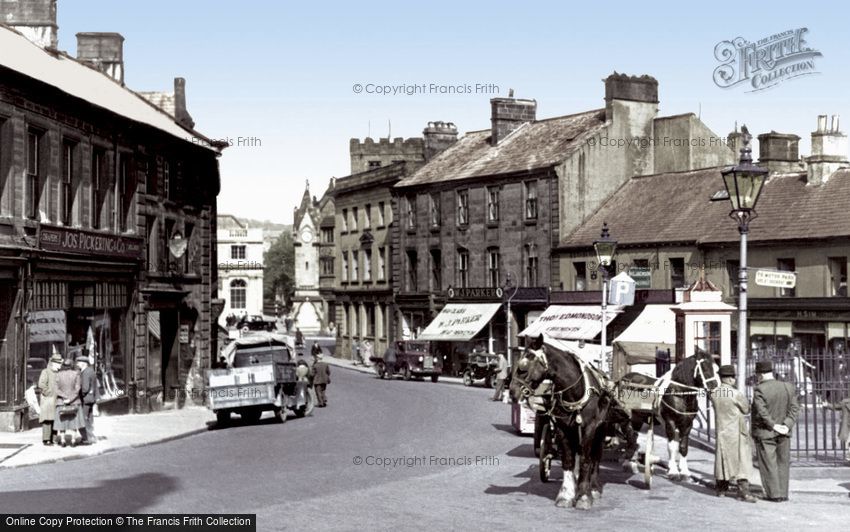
[264,231,295,311]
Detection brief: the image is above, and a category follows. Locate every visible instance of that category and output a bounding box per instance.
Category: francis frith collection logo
[713,27,822,92]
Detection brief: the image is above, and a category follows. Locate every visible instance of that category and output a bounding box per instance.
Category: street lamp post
[593,223,617,373]
[504,271,518,369]
[721,125,768,395]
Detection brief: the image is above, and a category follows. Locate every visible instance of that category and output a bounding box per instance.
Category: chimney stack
[1,0,58,48]
[757,131,803,174]
[807,114,849,185]
[490,96,536,146]
[604,72,659,122]
[76,32,125,84]
[423,121,458,160]
[174,77,195,129]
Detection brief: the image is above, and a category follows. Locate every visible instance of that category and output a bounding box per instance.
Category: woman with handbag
[54,359,83,447]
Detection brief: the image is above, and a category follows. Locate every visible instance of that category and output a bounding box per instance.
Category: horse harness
[655,356,717,416]
[522,348,602,424]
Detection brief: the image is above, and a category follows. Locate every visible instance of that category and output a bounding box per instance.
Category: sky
[55,0,848,225]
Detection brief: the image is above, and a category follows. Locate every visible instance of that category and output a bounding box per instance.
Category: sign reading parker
[713,28,822,92]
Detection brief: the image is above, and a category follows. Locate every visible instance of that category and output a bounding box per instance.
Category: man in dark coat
[311,341,323,359]
[76,355,98,444]
[752,360,800,502]
[312,353,330,407]
[295,328,304,347]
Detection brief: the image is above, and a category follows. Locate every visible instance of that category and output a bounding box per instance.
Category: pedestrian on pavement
[311,341,323,359]
[492,353,508,401]
[295,328,304,347]
[76,354,98,445]
[712,365,756,502]
[752,360,800,502]
[312,353,331,407]
[54,359,83,447]
[36,353,63,446]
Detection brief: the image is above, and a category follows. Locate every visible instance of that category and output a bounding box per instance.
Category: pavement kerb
[0,422,212,470]
[323,356,471,387]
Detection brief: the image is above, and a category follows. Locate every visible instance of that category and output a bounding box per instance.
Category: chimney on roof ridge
[174,77,195,129]
[423,121,458,161]
[76,32,124,84]
[2,0,58,48]
[490,95,536,146]
[603,72,659,122]
[807,114,848,185]
[757,131,803,174]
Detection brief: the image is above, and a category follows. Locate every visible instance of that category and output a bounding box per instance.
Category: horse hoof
[555,497,571,508]
[668,474,681,482]
[591,490,602,501]
[575,496,593,510]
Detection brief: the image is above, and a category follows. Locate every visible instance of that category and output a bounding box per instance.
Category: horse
[509,341,622,510]
[617,348,719,481]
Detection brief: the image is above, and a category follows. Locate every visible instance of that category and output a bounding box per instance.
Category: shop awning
[828,322,847,340]
[418,303,502,342]
[612,305,676,364]
[518,305,621,341]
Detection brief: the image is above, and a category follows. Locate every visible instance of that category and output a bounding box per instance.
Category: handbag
[58,403,78,417]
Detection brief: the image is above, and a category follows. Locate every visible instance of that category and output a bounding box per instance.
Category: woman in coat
[54,359,83,447]
[37,354,63,446]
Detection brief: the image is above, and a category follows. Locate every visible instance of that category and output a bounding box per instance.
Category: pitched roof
[396,109,606,187]
[560,167,850,248]
[0,24,218,152]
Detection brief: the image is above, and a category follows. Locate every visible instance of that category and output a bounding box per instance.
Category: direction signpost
[754,269,797,289]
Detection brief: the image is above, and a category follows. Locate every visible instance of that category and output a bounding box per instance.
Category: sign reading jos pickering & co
[39,224,145,260]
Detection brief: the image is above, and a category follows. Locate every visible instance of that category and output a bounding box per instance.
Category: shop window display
[66,309,127,401]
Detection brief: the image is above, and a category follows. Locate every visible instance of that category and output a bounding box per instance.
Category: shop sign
[39,225,144,260]
[755,269,797,289]
[628,266,651,289]
[447,286,503,301]
[26,310,66,343]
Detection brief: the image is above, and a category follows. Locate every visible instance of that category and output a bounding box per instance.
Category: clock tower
[291,180,324,335]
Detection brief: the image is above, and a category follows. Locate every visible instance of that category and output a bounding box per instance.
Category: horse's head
[693,349,720,391]
[509,346,550,402]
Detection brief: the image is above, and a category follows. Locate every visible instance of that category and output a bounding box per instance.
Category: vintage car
[236,315,277,333]
[208,333,314,425]
[459,351,500,387]
[371,341,442,383]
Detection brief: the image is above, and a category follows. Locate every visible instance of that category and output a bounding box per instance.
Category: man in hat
[713,365,756,502]
[76,354,98,444]
[311,353,330,407]
[36,354,63,445]
[752,360,800,502]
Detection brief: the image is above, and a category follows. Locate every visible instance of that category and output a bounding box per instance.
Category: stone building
[216,215,264,326]
[331,123,457,360]
[558,116,850,355]
[392,74,733,372]
[0,3,224,430]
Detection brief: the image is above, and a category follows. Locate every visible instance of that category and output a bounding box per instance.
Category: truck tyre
[431,375,439,383]
[402,365,412,381]
[216,411,230,427]
[376,362,386,379]
[462,370,473,387]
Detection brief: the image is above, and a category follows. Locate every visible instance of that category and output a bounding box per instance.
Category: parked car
[236,315,277,333]
[208,332,314,425]
[459,351,500,388]
[371,341,443,382]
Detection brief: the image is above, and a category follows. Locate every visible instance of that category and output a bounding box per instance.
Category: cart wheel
[376,362,386,379]
[402,365,412,381]
[462,370,473,386]
[296,388,316,417]
[533,417,543,458]
[216,411,230,427]
[644,418,654,489]
[539,422,552,483]
[431,375,439,383]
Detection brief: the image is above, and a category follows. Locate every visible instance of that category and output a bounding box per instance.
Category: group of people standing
[713,360,800,503]
[36,353,98,447]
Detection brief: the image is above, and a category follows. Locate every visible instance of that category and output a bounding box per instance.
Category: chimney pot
[173,77,195,129]
[76,32,125,84]
[817,114,827,132]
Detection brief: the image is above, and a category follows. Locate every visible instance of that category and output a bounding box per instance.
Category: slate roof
[396,109,607,188]
[0,24,218,151]
[560,167,850,248]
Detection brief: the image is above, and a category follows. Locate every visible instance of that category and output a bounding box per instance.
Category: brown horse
[510,341,621,510]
